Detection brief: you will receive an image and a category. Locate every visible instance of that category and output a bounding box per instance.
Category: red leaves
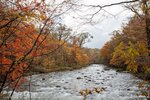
[21,7,31,12]
[1,57,12,65]
[100,42,110,59]
[0,23,37,85]
[0,0,52,91]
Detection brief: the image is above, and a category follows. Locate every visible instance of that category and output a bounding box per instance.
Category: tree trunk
[145,14,150,56]
[143,0,150,67]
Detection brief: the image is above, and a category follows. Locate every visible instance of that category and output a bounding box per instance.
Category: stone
[104,68,110,70]
[42,78,45,80]
[63,87,67,90]
[76,77,82,79]
[127,89,130,91]
[56,85,61,88]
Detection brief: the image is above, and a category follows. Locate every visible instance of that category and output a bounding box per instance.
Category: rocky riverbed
[5,64,149,100]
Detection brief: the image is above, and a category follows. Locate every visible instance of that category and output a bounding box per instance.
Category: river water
[8,64,148,100]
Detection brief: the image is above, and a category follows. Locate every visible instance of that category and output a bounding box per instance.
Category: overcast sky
[63,0,134,49]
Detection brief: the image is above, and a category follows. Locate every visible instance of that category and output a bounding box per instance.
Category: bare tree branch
[124,5,144,19]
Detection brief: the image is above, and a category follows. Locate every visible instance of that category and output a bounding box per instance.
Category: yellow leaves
[73,46,90,65]
[141,0,149,12]
[29,12,37,18]
[137,81,150,98]
[145,68,150,76]
[110,42,126,66]
[10,9,44,22]
[79,88,92,99]
[127,61,138,73]
[79,87,105,100]
[11,12,20,18]
[11,11,28,21]
[128,41,139,56]
[110,41,149,73]
[76,53,89,65]
[125,41,149,73]
[40,14,47,20]
[138,82,144,89]
[137,41,149,55]
[141,91,148,97]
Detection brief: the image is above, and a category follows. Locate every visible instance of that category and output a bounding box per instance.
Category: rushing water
[7,64,148,100]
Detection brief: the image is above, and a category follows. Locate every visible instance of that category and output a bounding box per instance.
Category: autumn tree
[101,14,149,74]
[124,0,150,55]
[0,0,76,96]
[100,42,111,64]
[110,42,127,67]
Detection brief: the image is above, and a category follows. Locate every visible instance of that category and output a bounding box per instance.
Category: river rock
[42,78,45,80]
[122,71,130,73]
[104,67,110,70]
[76,77,82,79]
[127,89,130,91]
[65,82,68,83]
[101,70,104,72]
[56,85,61,88]
[63,87,67,90]
[95,83,100,85]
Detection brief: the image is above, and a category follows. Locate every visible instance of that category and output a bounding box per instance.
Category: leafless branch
[124,5,144,19]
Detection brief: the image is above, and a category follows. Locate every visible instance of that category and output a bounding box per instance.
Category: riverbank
[104,64,150,81]
[28,64,91,75]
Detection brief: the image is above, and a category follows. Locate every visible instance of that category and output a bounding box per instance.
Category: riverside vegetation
[100,15,150,79]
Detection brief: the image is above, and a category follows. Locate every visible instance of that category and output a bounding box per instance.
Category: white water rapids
[6,64,148,100]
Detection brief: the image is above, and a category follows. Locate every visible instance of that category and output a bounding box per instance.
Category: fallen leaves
[79,87,106,100]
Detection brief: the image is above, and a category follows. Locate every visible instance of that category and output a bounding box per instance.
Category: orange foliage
[1,19,49,86]
[100,42,110,63]
[1,24,33,81]
[66,44,90,66]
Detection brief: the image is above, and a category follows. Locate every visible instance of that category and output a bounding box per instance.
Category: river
[7,64,148,100]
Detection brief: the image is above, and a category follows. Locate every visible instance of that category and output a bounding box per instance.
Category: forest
[0,0,100,97]
[100,12,150,78]
[0,0,150,100]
